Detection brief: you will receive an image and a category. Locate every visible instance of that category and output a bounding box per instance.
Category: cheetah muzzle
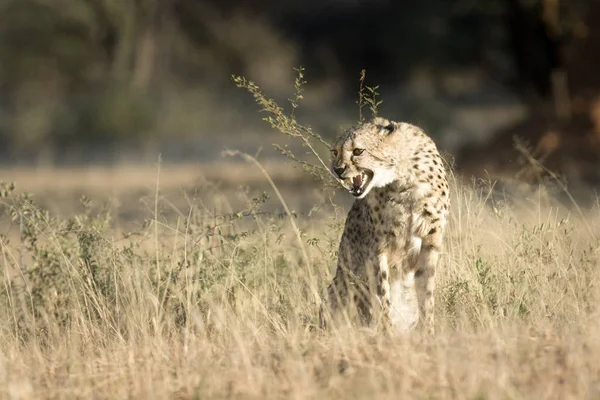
[341,169,374,197]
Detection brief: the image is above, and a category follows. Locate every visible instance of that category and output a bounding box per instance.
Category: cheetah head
[330,117,400,199]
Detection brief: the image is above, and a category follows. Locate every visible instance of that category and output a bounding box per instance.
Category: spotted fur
[319,117,450,335]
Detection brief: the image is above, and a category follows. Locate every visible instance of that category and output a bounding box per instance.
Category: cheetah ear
[379,122,395,136]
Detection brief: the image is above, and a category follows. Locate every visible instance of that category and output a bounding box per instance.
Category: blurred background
[1,0,600,207]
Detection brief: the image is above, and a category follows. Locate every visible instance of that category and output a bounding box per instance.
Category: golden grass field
[1,162,600,399]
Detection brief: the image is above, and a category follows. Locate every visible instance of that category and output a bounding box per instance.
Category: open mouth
[342,170,374,197]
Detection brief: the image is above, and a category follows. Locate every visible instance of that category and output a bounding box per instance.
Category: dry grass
[0,161,308,193]
[1,164,600,400]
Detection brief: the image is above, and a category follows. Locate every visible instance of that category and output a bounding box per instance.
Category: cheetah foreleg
[375,252,392,331]
[414,242,439,335]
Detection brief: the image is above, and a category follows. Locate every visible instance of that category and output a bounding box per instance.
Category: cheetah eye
[352,148,365,156]
[331,149,338,157]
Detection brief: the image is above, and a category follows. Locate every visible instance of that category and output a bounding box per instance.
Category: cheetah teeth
[352,172,367,190]
[348,172,369,196]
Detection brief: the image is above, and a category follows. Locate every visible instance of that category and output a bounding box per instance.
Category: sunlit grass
[1,167,599,399]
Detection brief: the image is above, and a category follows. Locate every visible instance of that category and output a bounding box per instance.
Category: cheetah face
[331,118,398,199]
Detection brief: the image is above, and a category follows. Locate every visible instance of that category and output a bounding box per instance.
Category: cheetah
[319,117,449,335]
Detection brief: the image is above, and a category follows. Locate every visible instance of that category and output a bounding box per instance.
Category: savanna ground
[1,158,600,400]
[1,75,600,399]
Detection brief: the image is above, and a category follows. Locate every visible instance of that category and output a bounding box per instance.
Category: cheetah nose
[333,166,346,178]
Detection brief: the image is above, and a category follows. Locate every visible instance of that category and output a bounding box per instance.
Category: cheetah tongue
[352,174,363,189]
